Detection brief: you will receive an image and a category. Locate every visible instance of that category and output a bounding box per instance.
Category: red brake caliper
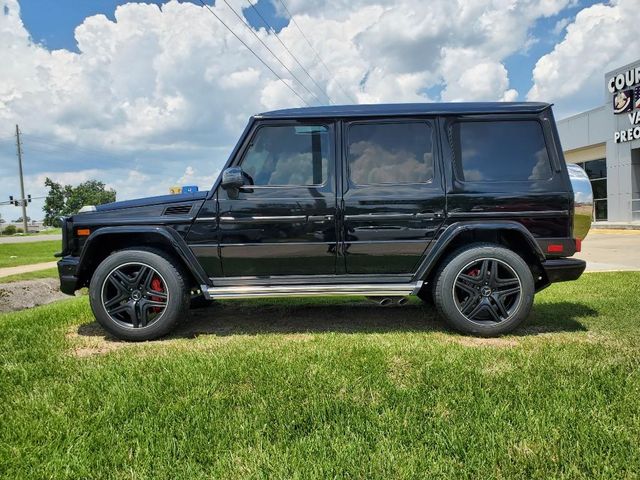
[150,276,164,313]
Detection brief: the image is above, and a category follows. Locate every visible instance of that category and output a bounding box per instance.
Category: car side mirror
[221,167,252,199]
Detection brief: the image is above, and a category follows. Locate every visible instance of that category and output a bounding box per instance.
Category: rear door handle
[308,215,335,222]
[415,212,445,219]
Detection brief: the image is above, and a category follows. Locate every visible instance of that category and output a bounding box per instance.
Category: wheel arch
[76,226,209,289]
[413,221,548,292]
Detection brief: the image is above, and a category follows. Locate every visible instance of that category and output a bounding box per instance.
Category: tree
[2,225,17,235]
[43,178,116,226]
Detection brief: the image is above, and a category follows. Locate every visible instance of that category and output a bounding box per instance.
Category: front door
[341,119,446,274]
[217,121,337,277]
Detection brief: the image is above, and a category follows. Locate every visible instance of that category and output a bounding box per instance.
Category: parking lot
[577,229,640,272]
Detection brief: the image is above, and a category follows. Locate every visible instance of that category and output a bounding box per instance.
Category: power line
[195,0,310,107]
[275,0,357,104]
[220,0,324,105]
[246,0,333,105]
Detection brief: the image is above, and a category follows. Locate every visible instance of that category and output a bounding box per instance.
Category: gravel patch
[0,278,70,313]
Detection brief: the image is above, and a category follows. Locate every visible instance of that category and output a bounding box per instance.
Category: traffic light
[27,194,31,203]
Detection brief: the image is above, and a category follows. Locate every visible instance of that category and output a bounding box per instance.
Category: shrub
[2,225,17,235]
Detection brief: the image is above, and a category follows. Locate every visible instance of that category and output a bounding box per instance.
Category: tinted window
[453,121,552,182]
[240,125,329,186]
[348,122,433,185]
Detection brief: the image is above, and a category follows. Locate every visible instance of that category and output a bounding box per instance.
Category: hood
[93,191,208,212]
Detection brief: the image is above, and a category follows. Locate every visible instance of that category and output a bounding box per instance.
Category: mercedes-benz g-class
[57,103,593,340]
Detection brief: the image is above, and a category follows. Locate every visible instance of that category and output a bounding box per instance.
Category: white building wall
[556,59,640,223]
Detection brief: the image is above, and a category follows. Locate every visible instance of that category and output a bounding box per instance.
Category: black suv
[57,102,593,341]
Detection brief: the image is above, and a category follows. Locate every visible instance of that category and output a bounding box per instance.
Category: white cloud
[528,0,640,117]
[0,0,578,220]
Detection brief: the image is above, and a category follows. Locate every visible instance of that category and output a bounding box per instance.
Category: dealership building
[557,59,640,224]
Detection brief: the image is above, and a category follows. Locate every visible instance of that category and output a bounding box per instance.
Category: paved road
[577,229,640,272]
[0,234,62,244]
[0,261,58,279]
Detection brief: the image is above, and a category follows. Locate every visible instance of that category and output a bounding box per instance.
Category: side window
[452,121,552,182]
[240,125,329,186]
[347,122,434,185]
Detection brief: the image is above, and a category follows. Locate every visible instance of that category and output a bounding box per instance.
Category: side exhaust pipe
[366,296,409,306]
[396,297,409,306]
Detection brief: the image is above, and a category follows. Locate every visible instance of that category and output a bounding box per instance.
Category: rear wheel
[433,244,534,336]
[89,249,189,341]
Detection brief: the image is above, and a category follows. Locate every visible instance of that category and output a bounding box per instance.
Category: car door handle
[307,215,334,222]
[414,212,440,219]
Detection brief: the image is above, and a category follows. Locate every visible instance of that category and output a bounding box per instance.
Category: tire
[433,243,534,336]
[89,249,190,341]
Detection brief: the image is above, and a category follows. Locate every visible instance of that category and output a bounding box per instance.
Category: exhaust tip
[396,297,409,306]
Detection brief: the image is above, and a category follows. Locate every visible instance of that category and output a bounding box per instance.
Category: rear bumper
[541,258,586,284]
[57,256,80,295]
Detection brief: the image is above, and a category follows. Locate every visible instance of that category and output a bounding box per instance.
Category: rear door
[340,118,446,274]
[216,120,338,277]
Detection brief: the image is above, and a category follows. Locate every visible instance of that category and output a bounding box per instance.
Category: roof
[257,102,551,119]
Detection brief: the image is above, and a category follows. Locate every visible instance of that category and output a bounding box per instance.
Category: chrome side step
[203,282,423,300]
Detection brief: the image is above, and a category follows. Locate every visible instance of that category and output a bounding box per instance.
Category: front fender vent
[163,204,192,216]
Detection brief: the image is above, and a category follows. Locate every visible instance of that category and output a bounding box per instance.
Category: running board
[202,282,423,300]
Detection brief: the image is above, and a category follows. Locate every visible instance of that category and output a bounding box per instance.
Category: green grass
[0,267,58,283]
[0,240,58,268]
[1,272,639,479]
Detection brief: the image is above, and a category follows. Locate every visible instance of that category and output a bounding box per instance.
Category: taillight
[575,238,582,253]
[547,244,564,253]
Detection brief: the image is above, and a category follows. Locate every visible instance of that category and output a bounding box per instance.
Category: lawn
[0,240,59,268]
[1,272,639,478]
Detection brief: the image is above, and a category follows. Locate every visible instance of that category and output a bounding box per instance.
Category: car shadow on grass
[76,299,595,342]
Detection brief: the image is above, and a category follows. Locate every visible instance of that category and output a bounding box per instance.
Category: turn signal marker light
[76,228,91,236]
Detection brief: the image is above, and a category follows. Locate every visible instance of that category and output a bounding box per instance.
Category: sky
[1,0,638,222]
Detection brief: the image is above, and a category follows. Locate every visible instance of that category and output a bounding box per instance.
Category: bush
[2,225,17,235]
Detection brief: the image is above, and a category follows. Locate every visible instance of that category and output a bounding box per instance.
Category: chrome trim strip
[219,215,307,223]
[218,241,332,247]
[448,210,569,218]
[345,213,415,221]
[345,212,441,221]
[210,274,414,286]
[206,282,419,299]
[195,217,218,222]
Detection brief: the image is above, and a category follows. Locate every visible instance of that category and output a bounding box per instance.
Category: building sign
[609,67,640,143]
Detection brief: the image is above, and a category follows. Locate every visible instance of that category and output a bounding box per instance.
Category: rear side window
[452,121,552,182]
[347,122,433,185]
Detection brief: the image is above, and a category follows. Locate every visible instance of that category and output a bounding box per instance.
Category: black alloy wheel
[433,244,535,336]
[453,258,521,324]
[101,262,169,329]
[89,249,190,341]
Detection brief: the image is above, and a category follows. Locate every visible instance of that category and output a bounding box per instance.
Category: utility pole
[15,124,28,234]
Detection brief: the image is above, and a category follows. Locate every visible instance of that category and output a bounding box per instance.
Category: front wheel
[89,249,190,341]
[433,244,534,336]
